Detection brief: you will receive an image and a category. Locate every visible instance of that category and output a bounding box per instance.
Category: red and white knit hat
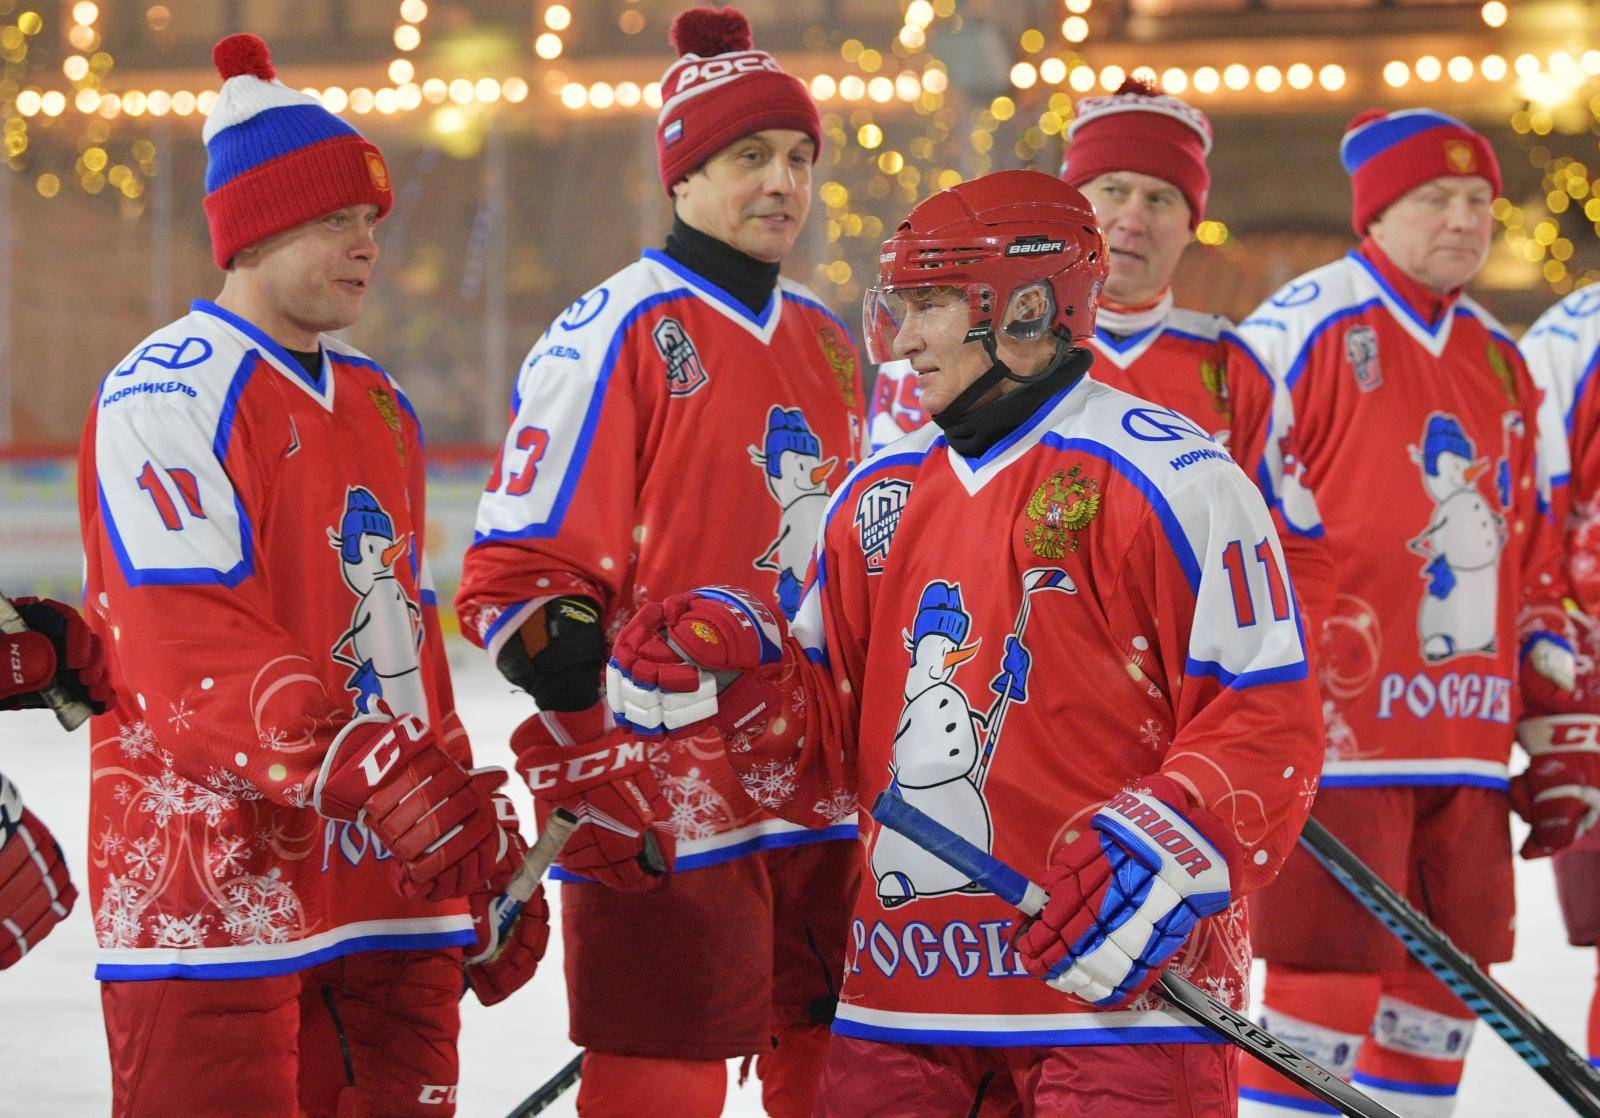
[655,6,821,195]
[202,34,392,268]
[1061,77,1212,229]
[1340,108,1501,234]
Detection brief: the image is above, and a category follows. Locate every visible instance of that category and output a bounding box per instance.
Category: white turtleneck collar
[1094,288,1174,338]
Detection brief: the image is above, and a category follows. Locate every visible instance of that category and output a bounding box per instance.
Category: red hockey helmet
[863,169,1107,364]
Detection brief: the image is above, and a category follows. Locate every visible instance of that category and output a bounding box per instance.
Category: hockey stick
[974,567,1074,789]
[870,792,1400,1118]
[0,593,92,732]
[1299,815,1600,1117]
[463,807,579,986]
[505,1051,584,1118]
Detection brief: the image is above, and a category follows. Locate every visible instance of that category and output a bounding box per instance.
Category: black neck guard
[933,340,1092,460]
[664,215,781,316]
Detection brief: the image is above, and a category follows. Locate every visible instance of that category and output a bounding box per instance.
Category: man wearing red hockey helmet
[609,169,1322,1115]
[0,597,113,972]
[456,6,862,1115]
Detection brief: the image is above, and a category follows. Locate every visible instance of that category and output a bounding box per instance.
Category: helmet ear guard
[1000,282,1055,342]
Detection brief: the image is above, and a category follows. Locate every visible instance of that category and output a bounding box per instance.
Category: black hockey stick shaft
[505,1051,584,1118]
[1299,815,1600,1117]
[870,792,1399,1118]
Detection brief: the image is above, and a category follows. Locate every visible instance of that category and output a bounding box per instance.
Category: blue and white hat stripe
[1340,109,1473,175]
[204,102,360,192]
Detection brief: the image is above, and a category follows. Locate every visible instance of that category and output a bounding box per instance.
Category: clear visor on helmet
[861,281,1056,365]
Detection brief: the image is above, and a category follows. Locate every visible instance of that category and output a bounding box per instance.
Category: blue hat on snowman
[760,407,821,478]
[912,582,970,646]
[337,488,394,563]
[1420,415,1474,477]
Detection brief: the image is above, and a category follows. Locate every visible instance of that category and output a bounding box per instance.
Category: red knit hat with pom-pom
[1062,77,1212,228]
[655,6,820,195]
[202,33,392,268]
[1339,108,1500,234]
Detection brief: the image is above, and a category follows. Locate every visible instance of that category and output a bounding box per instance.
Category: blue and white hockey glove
[1017,779,1236,1007]
[606,587,785,737]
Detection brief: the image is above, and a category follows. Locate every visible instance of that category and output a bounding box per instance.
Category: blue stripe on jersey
[959,379,1084,472]
[1093,322,1162,355]
[473,288,695,543]
[1320,771,1509,791]
[641,248,778,330]
[192,298,326,396]
[1185,653,1308,690]
[830,1016,1220,1048]
[1238,1086,1340,1114]
[1346,252,1447,341]
[99,349,259,589]
[1039,433,1204,592]
[783,289,855,341]
[94,926,476,981]
[550,821,858,879]
[204,105,360,192]
[1282,300,1382,391]
[1339,111,1465,174]
[1569,338,1600,435]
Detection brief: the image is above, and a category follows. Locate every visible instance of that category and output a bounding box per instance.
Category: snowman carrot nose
[380,536,409,567]
[1464,459,1491,481]
[810,457,837,485]
[943,644,979,670]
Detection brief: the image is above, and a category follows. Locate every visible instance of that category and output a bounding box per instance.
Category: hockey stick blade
[869,792,1400,1118]
[506,1051,584,1118]
[464,807,579,978]
[1300,816,1600,1118]
[0,593,93,732]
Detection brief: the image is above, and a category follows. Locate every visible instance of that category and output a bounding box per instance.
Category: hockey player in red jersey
[1516,292,1600,1071]
[455,8,863,1115]
[608,169,1324,1116]
[77,36,543,1118]
[0,599,113,970]
[1237,110,1598,1117]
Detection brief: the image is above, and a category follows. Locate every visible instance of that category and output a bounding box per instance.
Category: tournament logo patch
[1198,356,1232,423]
[1486,342,1518,405]
[368,387,406,460]
[817,323,858,406]
[1444,139,1477,175]
[1024,466,1100,558]
[1344,325,1382,392]
[855,478,911,574]
[365,151,390,192]
[654,316,708,397]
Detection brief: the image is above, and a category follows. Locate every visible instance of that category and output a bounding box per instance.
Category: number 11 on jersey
[1221,537,1290,628]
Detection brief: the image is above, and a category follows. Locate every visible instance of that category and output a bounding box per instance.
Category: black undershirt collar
[663,216,781,317]
[935,345,1093,460]
[284,345,323,387]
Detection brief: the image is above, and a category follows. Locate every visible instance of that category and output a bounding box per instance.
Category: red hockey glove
[1513,714,1600,858]
[1016,779,1237,1008]
[606,587,785,739]
[511,706,675,892]
[464,881,551,1006]
[314,713,516,901]
[0,597,113,715]
[0,776,76,969]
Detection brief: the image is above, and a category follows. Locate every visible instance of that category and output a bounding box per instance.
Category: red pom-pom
[213,33,275,82]
[669,6,753,58]
[1346,108,1388,133]
[1115,76,1159,98]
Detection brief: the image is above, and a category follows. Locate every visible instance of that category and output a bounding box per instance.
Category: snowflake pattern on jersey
[95,875,152,949]
[743,759,798,811]
[1137,718,1169,753]
[813,786,856,824]
[117,721,157,760]
[661,767,735,841]
[124,834,165,881]
[149,912,212,950]
[220,869,303,946]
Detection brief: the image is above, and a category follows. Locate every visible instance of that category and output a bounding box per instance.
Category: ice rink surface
[3,643,1594,1117]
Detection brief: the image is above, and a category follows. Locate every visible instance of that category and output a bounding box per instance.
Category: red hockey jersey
[457,250,865,870]
[79,300,473,979]
[726,373,1323,1044]
[1239,248,1570,790]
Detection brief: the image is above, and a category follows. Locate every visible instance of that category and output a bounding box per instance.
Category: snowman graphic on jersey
[328,487,426,717]
[750,406,837,620]
[1406,413,1505,662]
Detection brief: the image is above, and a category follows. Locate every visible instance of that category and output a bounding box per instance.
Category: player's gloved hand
[606,587,785,738]
[990,635,1032,701]
[495,595,606,713]
[0,775,76,969]
[511,705,675,891]
[463,801,550,1006]
[0,597,114,715]
[1520,630,1582,715]
[1513,714,1600,858]
[314,712,516,901]
[1017,777,1236,1007]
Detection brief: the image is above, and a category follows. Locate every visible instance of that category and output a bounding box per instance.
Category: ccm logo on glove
[1103,790,1215,877]
[524,740,648,791]
[358,716,426,787]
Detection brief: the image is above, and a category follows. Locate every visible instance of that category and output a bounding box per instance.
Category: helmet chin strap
[932,329,1075,427]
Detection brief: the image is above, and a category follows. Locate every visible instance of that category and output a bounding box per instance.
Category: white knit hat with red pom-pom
[654,6,820,195]
[202,33,392,268]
